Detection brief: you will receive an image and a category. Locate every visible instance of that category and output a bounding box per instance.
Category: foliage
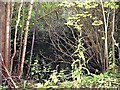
[31,56,52,82]
[0,85,7,90]
[59,0,120,73]
[23,80,27,90]
[30,1,120,89]
[33,61,120,89]
[8,0,120,89]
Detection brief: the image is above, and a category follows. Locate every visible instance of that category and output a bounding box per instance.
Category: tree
[0,2,11,71]
[18,0,34,77]
[0,1,17,88]
[59,0,119,73]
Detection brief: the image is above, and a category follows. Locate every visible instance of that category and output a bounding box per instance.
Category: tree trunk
[4,2,12,71]
[10,1,23,74]
[0,2,16,88]
[18,0,34,77]
[112,8,116,72]
[0,2,11,71]
[0,1,5,85]
[101,1,109,71]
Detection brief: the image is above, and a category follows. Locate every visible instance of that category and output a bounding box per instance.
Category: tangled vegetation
[1,0,120,89]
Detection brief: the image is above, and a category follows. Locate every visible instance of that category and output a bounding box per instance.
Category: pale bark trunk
[17,8,24,74]
[26,4,39,78]
[112,8,116,72]
[10,1,23,74]
[4,3,11,71]
[18,0,34,77]
[101,1,109,71]
[0,2,5,85]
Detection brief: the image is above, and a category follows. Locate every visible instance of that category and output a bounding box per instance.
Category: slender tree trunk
[4,2,12,71]
[18,0,34,77]
[101,0,109,71]
[112,8,116,72]
[26,25,36,78]
[0,2,11,71]
[0,1,5,85]
[10,0,23,74]
[17,5,24,74]
[26,4,39,78]
[0,2,5,57]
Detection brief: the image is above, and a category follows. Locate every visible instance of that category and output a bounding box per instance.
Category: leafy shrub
[31,56,52,82]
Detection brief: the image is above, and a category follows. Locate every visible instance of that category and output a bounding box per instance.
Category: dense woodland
[0,0,120,89]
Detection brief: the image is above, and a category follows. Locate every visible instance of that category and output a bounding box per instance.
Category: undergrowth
[33,60,120,89]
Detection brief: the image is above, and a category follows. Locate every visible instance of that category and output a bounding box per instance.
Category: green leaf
[92,20,103,26]
[104,2,109,8]
[79,51,85,61]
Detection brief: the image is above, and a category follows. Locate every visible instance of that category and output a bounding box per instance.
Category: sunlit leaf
[92,20,103,26]
[101,37,105,40]
[79,51,85,61]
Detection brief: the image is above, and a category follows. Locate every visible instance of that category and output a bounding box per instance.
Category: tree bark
[4,2,12,71]
[0,2,11,71]
[100,0,109,71]
[10,1,23,74]
[0,1,5,85]
[18,0,34,77]
[0,2,16,88]
[112,8,116,72]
